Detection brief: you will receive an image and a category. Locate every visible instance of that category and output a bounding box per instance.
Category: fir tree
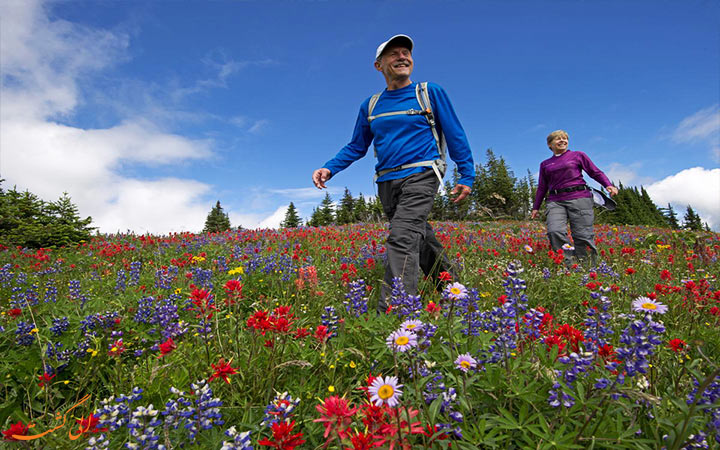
[203,201,231,233]
[661,203,680,229]
[354,193,368,223]
[683,205,703,231]
[281,202,301,228]
[317,193,335,226]
[336,188,355,225]
[0,183,94,248]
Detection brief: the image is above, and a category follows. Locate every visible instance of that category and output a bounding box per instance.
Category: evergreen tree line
[286,149,710,230]
[0,182,95,248]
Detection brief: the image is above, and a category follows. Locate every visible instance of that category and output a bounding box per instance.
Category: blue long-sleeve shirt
[323,82,475,186]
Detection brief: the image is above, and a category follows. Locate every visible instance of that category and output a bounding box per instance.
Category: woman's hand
[606,185,619,197]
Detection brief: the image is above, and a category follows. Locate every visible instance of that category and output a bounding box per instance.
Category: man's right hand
[312,168,331,189]
[531,209,539,219]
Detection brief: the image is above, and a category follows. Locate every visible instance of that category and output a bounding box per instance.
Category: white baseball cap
[375,34,414,60]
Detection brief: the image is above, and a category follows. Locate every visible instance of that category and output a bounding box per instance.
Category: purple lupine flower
[388,277,423,318]
[261,392,300,427]
[344,279,368,317]
[50,316,69,337]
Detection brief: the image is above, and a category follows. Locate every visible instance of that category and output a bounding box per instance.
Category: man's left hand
[450,184,471,203]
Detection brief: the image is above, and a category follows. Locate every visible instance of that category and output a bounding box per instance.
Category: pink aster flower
[524,244,533,253]
[368,375,403,407]
[631,297,668,315]
[455,353,477,372]
[444,282,468,301]
[386,329,417,353]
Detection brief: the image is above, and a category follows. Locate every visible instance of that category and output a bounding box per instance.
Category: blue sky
[2,0,718,233]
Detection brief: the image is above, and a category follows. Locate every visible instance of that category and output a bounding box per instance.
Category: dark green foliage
[308,193,335,227]
[595,183,668,227]
[0,183,94,248]
[660,203,680,229]
[203,201,231,233]
[281,202,301,228]
[353,193,368,223]
[470,149,519,219]
[683,205,703,231]
[335,188,355,225]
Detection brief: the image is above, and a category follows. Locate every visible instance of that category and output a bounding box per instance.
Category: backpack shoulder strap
[415,82,446,162]
[367,92,382,122]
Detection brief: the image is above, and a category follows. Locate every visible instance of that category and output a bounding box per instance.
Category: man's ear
[374,59,382,72]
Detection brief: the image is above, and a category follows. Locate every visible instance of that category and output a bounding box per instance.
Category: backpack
[367,82,447,185]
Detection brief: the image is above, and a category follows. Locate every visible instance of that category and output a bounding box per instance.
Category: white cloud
[0,0,219,234]
[230,206,288,230]
[645,167,720,230]
[603,163,654,187]
[672,104,720,143]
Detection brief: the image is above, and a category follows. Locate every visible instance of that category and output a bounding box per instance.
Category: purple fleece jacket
[532,150,613,211]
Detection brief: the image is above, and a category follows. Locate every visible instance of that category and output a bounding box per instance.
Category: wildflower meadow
[1,222,718,449]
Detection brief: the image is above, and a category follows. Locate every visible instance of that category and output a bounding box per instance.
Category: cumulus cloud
[645,167,720,230]
[230,205,287,230]
[0,0,220,234]
[603,162,654,187]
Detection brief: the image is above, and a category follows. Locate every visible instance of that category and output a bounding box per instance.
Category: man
[312,34,475,312]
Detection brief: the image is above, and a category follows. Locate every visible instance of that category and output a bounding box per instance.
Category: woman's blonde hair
[546,130,569,146]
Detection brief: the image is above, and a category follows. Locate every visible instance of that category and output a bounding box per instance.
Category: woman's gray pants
[377,169,451,312]
[546,196,597,263]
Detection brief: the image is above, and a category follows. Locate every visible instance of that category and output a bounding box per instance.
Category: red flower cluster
[189,288,216,319]
[75,414,108,434]
[223,279,243,305]
[544,324,585,355]
[208,358,238,384]
[258,420,305,449]
[2,421,28,441]
[311,390,446,450]
[158,337,177,358]
[246,306,298,335]
[668,338,687,353]
[37,372,55,388]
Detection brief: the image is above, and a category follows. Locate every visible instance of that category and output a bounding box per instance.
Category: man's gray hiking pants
[546,196,597,264]
[377,169,452,313]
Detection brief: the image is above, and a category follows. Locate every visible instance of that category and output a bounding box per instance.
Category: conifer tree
[354,193,368,223]
[683,205,703,231]
[281,202,301,228]
[203,201,231,233]
[336,188,355,225]
[317,193,335,226]
[0,183,94,247]
[661,203,680,229]
[367,196,385,222]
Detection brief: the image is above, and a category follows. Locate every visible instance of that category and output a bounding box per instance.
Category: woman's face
[549,135,568,155]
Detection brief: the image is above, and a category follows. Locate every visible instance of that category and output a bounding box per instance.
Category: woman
[531,130,618,264]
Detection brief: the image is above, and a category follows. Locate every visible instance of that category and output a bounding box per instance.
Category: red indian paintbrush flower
[668,339,687,353]
[208,358,238,384]
[2,421,28,441]
[75,414,108,434]
[158,337,176,358]
[313,395,358,440]
[257,420,306,449]
[37,372,55,388]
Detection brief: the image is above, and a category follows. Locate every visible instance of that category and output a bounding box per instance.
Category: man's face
[549,135,569,154]
[374,45,413,80]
